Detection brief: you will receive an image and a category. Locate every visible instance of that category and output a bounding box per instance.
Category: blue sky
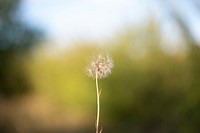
[21,0,149,43]
[20,0,200,47]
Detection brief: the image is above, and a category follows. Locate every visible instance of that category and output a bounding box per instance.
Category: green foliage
[0,0,41,97]
[27,26,200,132]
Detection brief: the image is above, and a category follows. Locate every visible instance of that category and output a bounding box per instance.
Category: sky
[21,0,146,41]
[20,0,200,48]
[20,0,150,46]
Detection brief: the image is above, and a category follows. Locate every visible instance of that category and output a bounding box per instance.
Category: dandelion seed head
[85,54,114,79]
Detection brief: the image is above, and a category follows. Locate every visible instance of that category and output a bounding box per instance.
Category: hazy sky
[21,0,200,47]
[21,0,150,43]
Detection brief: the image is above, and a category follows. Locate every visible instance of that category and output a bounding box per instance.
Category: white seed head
[85,54,114,79]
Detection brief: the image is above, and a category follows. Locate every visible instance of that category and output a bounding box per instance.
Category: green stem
[95,72,100,133]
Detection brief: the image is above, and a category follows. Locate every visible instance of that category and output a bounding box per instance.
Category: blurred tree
[0,0,41,97]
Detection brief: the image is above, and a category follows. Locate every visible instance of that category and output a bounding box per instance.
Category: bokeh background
[1,0,200,133]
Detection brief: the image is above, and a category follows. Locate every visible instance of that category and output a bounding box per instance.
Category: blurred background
[0,0,200,133]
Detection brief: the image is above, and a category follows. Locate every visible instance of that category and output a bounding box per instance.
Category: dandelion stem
[95,72,101,133]
[85,54,113,133]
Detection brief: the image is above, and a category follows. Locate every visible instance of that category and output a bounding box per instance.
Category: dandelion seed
[85,54,114,79]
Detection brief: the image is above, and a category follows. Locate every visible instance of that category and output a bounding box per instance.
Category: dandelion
[86,54,114,79]
[85,54,114,133]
